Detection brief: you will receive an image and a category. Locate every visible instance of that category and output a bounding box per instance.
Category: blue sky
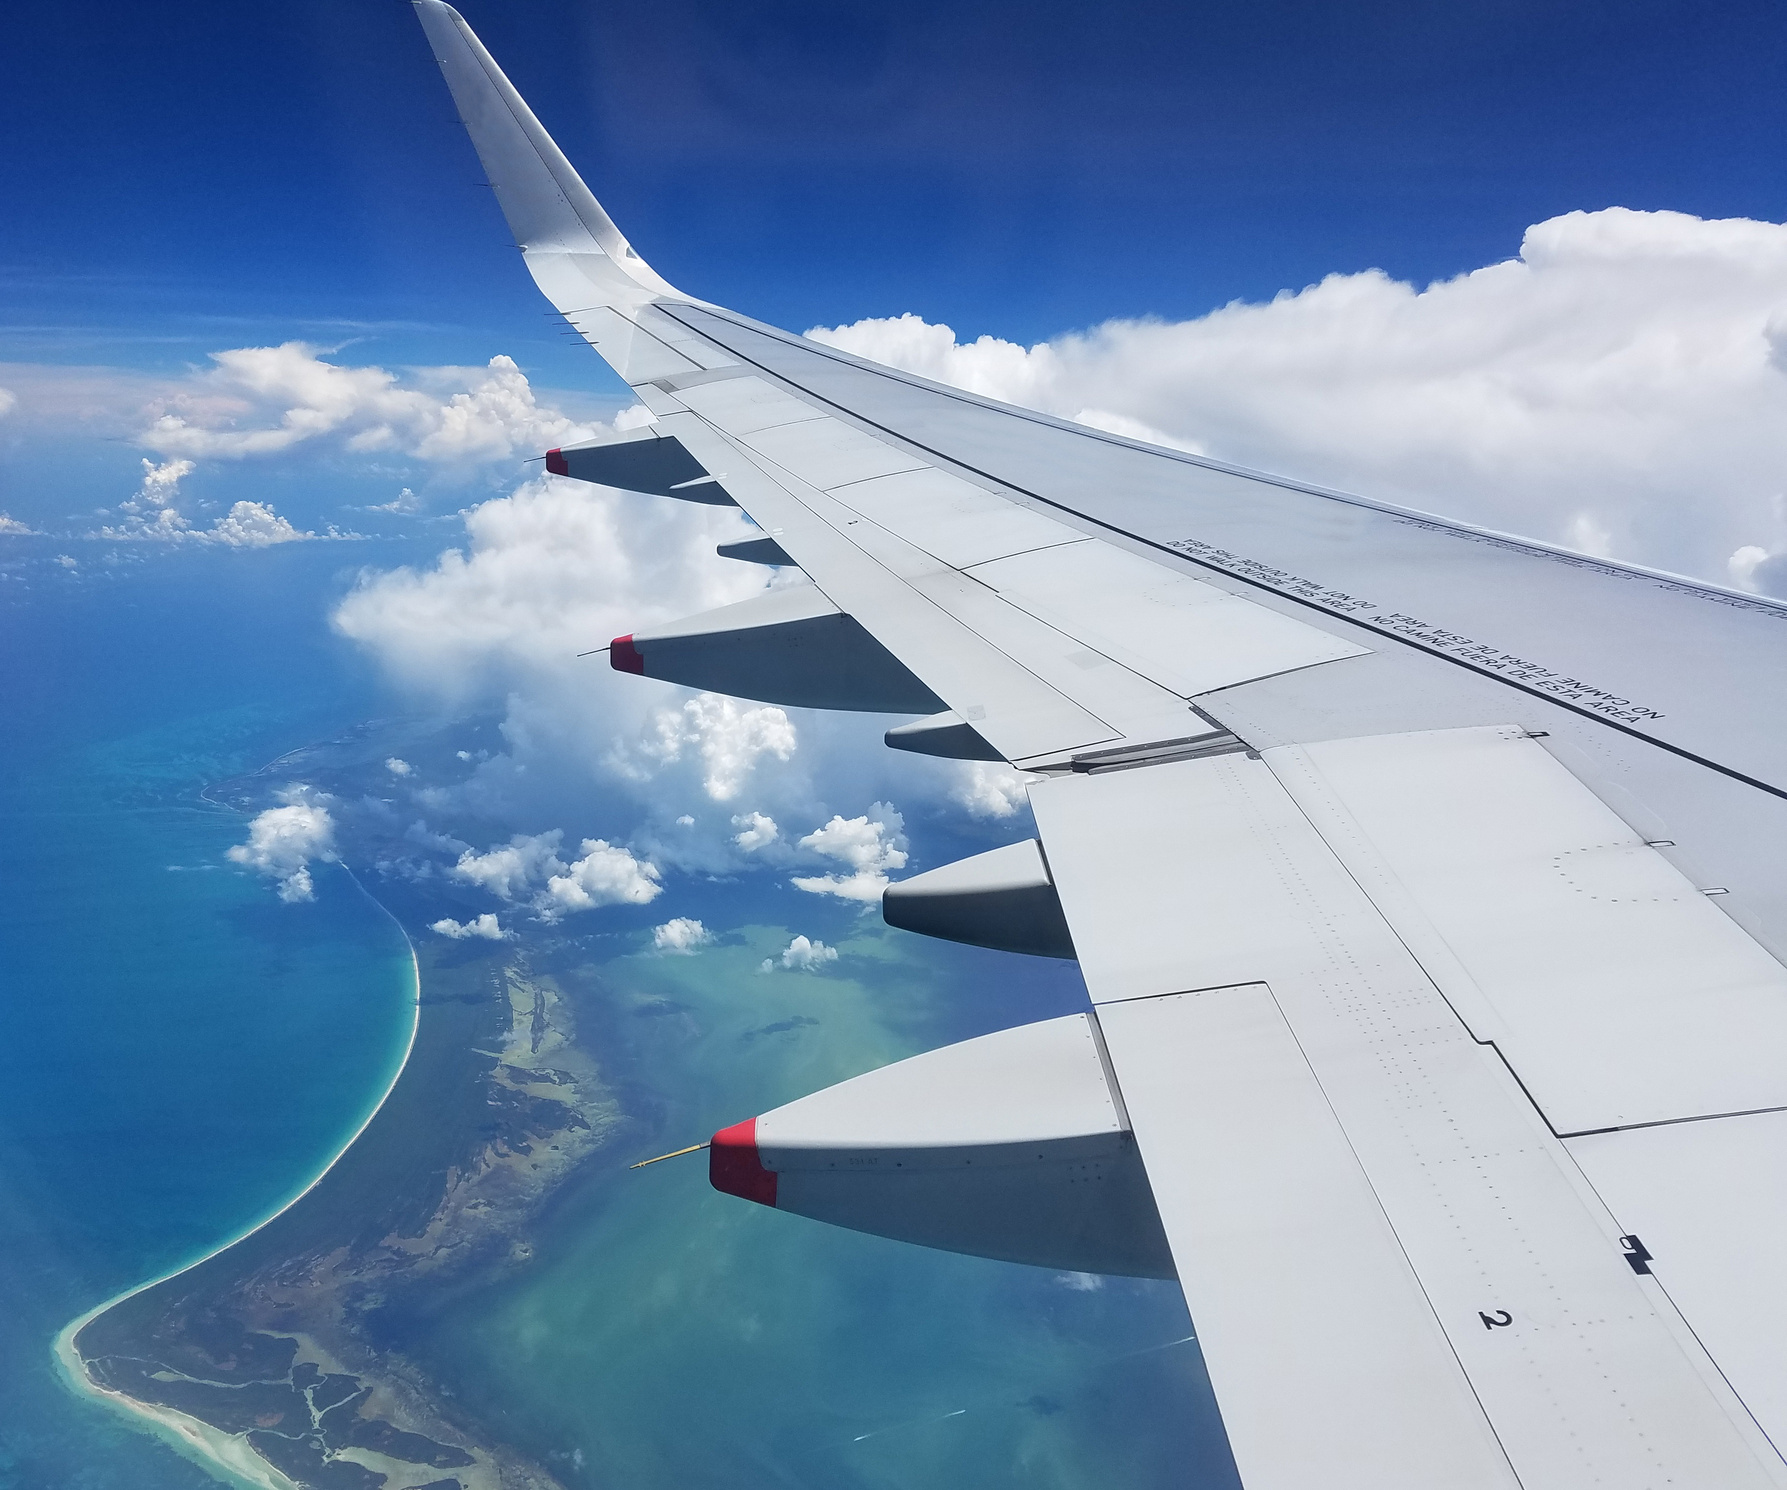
[4,0,1784,379]
[2,2,1785,588]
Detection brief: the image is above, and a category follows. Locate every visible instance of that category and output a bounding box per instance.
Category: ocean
[0,548,416,1488]
[0,543,1237,1489]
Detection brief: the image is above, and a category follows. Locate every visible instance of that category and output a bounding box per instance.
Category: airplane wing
[415,5,1787,1485]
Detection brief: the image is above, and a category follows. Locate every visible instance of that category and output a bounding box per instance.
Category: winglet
[412,1,677,294]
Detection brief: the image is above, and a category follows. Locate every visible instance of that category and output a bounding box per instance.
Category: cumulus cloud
[760,934,839,972]
[1728,543,1787,597]
[386,757,413,777]
[227,789,336,903]
[732,811,780,852]
[369,487,422,515]
[97,458,316,546]
[541,839,662,916]
[448,827,661,918]
[950,762,1033,820]
[629,694,798,801]
[652,917,712,953]
[139,345,597,464]
[0,514,39,535]
[791,804,908,901]
[432,913,508,940]
[451,831,566,901]
[809,209,1787,587]
[208,501,312,547]
[333,476,761,711]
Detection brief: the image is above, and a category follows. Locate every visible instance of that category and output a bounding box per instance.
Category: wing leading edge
[414,7,1787,1485]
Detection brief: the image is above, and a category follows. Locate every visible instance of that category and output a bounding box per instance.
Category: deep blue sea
[0,547,416,1489]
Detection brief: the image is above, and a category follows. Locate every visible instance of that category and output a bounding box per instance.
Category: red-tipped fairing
[708,1118,778,1207]
[707,1014,1173,1278]
[609,634,644,674]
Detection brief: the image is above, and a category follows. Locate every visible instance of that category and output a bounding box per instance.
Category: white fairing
[745,1014,1174,1279]
[620,584,945,714]
[881,838,1075,959]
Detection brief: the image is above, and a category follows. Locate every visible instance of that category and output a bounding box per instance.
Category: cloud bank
[141,346,599,465]
[808,208,1787,592]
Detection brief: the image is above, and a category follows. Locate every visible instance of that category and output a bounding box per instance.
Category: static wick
[576,643,613,658]
[630,1141,710,1170]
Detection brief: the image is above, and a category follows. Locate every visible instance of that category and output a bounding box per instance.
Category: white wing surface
[414,6,1787,1484]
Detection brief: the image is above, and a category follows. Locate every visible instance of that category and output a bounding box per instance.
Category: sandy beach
[54,878,422,1490]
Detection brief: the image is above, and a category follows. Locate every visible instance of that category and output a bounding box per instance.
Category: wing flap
[1096,984,1518,1490]
[1568,1115,1787,1454]
[1269,726,1787,1133]
[1034,752,1784,1488]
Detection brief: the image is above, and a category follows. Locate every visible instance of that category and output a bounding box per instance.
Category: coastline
[52,867,423,1490]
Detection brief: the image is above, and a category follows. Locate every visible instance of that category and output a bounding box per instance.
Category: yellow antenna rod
[629,1141,710,1170]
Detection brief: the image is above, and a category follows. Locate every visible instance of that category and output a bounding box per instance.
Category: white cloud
[541,839,662,915]
[97,459,315,546]
[432,913,508,940]
[0,388,16,417]
[369,487,422,514]
[760,934,839,972]
[227,789,336,903]
[451,830,566,901]
[732,811,779,852]
[0,514,38,535]
[449,827,662,919]
[139,345,597,464]
[386,757,413,777]
[652,917,712,953]
[675,813,695,827]
[950,762,1032,820]
[809,209,1787,587]
[1727,543,1787,596]
[630,693,797,801]
[404,819,469,855]
[332,476,761,712]
[206,501,311,548]
[791,803,908,901]
[1055,1271,1105,1292]
[135,457,192,506]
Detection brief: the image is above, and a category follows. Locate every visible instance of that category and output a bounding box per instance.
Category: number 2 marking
[1479,1310,1513,1330]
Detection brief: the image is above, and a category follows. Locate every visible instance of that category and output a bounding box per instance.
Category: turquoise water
[0,550,417,1488]
[0,543,1236,1488]
[395,925,1236,1489]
